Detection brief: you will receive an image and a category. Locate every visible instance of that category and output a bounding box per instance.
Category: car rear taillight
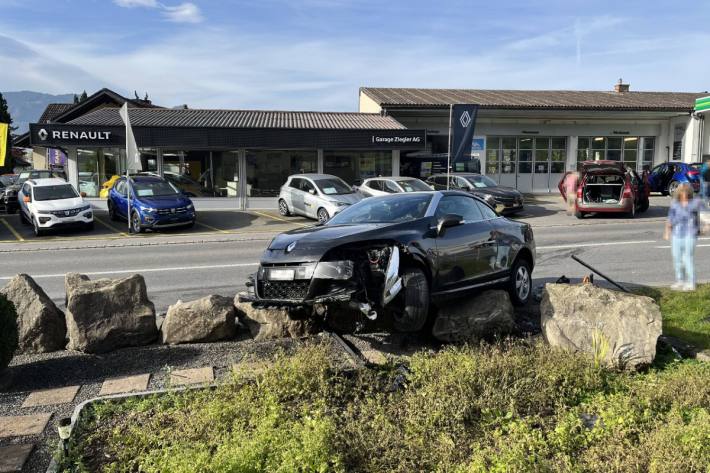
[623,183,633,198]
[687,170,700,178]
[576,186,582,199]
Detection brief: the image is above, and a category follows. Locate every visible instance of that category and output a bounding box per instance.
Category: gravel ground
[0,333,352,473]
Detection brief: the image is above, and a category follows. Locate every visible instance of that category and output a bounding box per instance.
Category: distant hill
[2,91,75,134]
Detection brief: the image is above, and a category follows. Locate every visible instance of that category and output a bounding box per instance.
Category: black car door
[432,195,498,294]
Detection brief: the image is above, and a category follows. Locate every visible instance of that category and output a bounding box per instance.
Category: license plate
[269,269,295,281]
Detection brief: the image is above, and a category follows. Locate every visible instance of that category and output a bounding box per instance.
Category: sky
[1,0,709,111]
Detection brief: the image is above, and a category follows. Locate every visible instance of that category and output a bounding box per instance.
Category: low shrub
[60,340,710,473]
[0,293,18,371]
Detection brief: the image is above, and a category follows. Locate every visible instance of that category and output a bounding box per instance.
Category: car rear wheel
[392,266,429,332]
[668,180,680,196]
[638,198,650,212]
[317,207,330,224]
[130,211,144,234]
[278,199,290,216]
[508,258,532,306]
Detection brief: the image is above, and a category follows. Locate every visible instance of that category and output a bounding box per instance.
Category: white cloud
[113,0,203,23]
[162,3,203,23]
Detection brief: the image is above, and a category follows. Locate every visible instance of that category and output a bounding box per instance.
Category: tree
[0,92,14,173]
[79,90,88,102]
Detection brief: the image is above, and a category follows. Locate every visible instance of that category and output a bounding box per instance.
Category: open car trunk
[583,174,625,204]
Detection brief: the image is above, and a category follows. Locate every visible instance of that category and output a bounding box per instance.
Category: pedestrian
[564,170,580,215]
[664,182,705,291]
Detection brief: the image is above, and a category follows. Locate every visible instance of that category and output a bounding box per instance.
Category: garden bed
[57,340,709,473]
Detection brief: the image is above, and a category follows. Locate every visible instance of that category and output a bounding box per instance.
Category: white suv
[18,178,94,236]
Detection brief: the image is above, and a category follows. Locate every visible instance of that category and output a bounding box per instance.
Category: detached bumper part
[382,246,402,305]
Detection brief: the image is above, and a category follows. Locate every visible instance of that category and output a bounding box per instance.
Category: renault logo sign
[459,111,472,128]
[38,128,48,140]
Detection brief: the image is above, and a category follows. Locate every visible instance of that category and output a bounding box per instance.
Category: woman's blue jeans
[671,234,696,285]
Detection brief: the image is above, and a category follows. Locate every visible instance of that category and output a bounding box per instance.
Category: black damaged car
[241,191,535,332]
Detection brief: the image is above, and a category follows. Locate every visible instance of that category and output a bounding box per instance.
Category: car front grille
[50,208,85,218]
[258,280,310,300]
[157,206,189,215]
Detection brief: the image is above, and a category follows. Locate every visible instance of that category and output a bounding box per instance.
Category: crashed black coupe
[241,191,536,332]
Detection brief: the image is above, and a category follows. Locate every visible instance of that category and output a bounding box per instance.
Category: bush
[0,293,18,371]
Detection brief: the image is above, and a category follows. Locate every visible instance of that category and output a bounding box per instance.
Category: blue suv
[107,175,196,233]
[647,161,702,195]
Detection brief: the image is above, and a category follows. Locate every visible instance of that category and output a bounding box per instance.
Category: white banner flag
[119,103,142,171]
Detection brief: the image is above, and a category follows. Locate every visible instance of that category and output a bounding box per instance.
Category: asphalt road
[1,196,708,312]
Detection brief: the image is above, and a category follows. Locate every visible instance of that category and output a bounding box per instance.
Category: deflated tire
[392,267,429,332]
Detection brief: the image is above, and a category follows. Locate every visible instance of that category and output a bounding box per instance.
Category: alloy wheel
[278,200,288,216]
[515,265,530,301]
[668,181,679,196]
[317,208,329,223]
[131,212,141,233]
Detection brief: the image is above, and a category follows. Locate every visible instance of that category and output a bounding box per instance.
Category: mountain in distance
[2,90,75,134]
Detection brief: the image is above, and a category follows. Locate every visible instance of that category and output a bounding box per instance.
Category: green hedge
[0,293,18,371]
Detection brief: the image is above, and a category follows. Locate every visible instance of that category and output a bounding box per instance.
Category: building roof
[37,103,74,124]
[49,88,160,124]
[66,107,407,130]
[360,87,707,112]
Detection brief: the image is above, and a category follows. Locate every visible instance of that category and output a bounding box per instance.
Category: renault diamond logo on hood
[286,241,297,253]
[38,129,48,140]
[459,111,472,128]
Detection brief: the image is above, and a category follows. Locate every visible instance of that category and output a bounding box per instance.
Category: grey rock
[65,273,158,353]
[541,283,662,369]
[161,295,237,344]
[234,296,318,340]
[432,290,515,343]
[0,274,66,353]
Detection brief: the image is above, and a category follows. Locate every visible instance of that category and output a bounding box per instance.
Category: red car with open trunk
[559,161,650,219]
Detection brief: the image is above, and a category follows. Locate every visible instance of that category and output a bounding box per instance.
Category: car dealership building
[20,81,709,205]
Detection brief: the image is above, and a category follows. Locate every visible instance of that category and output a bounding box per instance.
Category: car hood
[321,193,362,205]
[136,195,193,209]
[33,197,86,211]
[3,184,20,193]
[263,219,427,263]
[471,186,522,199]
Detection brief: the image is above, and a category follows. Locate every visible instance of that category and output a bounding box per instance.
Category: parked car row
[0,169,196,236]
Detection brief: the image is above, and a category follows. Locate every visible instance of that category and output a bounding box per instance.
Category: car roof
[28,178,68,186]
[430,173,482,177]
[364,176,421,181]
[289,173,342,180]
[127,175,164,182]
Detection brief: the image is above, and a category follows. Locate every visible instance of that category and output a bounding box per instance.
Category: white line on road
[0,263,259,281]
[538,236,710,251]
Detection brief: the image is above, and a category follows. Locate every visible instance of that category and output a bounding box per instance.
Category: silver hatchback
[358,176,432,197]
[278,174,363,223]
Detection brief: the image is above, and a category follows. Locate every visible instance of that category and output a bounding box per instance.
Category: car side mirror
[23,195,31,203]
[80,192,87,198]
[308,188,316,195]
[437,214,463,236]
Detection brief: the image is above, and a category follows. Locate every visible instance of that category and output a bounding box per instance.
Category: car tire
[278,199,290,216]
[108,202,119,221]
[668,180,680,196]
[32,217,44,237]
[508,257,532,306]
[130,211,144,234]
[638,198,650,213]
[574,210,585,219]
[184,220,195,229]
[317,207,329,224]
[392,266,429,332]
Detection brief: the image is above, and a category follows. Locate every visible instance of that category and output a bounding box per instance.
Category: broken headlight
[313,260,354,280]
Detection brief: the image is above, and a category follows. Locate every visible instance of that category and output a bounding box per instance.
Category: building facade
[359,83,709,193]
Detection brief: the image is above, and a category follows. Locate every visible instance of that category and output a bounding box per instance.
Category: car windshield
[314,178,353,195]
[132,180,181,197]
[327,194,432,225]
[17,171,52,184]
[464,175,498,188]
[397,179,431,192]
[33,184,78,201]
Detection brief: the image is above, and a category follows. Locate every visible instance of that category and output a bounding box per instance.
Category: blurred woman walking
[664,183,704,291]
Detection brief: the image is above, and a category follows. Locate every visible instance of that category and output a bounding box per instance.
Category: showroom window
[487,136,567,175]
[77,148,131,198]
[577,136,652,171]
[324,151,391,184]
[246,150,317,197]
[642,137,655,171]
[77,148,100,197]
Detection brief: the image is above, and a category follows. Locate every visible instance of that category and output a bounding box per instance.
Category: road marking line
[194,221,228,233]
[654,244,710,249]
[0,262,259,280]
[250,210,310,227]
[0,218,24,242]
[537,240,657,250]
[94,216,129,236]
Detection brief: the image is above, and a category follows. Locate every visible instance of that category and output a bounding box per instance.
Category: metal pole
[571,255,629,293]
[126,134,130,233]
[446,104,452,190]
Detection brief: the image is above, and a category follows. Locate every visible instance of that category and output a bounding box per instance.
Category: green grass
[59,341,710,473]
[635,283,710,350]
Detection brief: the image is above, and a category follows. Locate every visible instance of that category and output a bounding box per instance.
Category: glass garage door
[486,136,567,193]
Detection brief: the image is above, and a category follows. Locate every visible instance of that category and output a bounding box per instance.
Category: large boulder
[432,290,515,343]
[161,295,237,344]
[0,274,66,353]
[541,283,662,369]
[65,273,158,353]
[234,297,318,341]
